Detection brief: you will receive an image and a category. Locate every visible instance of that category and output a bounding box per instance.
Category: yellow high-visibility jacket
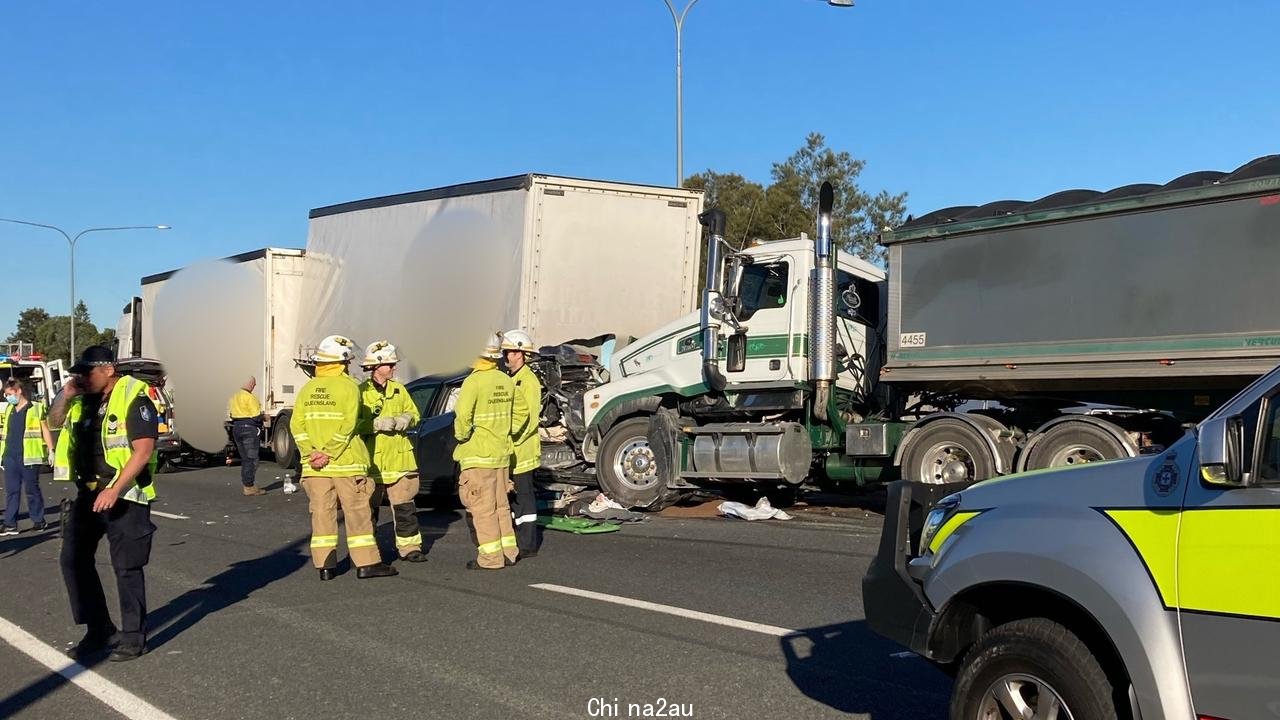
[292,369,369,478]
[453,364,524,471]
[510,364,542,475]
[357,379,419,483]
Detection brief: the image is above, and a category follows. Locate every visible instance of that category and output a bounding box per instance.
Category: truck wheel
[1023,421,1128,472]
[597,417,670,509]
[272,411,300,471]
[951,617,1118,720]
[902,419,995,485]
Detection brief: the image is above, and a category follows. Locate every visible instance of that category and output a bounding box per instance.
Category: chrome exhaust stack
[698,208,728,392]
[811,182,837,421]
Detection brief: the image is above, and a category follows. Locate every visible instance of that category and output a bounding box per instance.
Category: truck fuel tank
[683,422,812,485]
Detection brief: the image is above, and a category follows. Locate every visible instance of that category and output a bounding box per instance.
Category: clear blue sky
[3,1,1276,341]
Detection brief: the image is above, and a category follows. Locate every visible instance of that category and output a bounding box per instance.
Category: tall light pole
[0,218,170,360]
[661,0,854,187]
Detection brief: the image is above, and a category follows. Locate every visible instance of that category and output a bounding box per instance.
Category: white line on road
[0,614,178,720]
[530,583,797,637]
[150,511,189,520]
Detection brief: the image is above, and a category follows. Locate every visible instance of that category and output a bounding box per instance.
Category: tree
[23,302,115,365]
[6,307,50,345]
[686,132,907,263]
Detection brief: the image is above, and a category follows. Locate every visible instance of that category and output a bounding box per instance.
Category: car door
[1178,386,1280,719]
[413,378,465,496]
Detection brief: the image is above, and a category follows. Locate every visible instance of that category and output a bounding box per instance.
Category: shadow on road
[146,536,310,651]
[0,525,57,559]
[780,620,951,718]
[0,641,109,718]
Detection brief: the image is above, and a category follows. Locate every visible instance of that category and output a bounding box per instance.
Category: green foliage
[685,132,907,263]
[8,302,116,364]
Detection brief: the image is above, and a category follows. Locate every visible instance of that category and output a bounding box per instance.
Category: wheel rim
[611,436,657,490]
[1045,443,1105,468]
[917,441,975,484]
[976,673,1072,720]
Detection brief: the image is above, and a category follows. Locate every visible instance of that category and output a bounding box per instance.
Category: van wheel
[902,419,996,485]
[951,617,1118,720]
[272,411,300,471]
[596,417,673,509]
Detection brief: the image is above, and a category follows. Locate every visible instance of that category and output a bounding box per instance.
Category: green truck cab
[863,363,1280,719]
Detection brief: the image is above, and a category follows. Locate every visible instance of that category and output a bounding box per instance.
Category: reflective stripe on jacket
[0,401,48,465]
[357,379,419,483]
[52,376,159,505]
[291,371,369,478]
[452,366,523,471]
[510,365,542,475]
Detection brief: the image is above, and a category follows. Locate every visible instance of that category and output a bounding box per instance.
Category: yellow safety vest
[453,364,522,471]
[52,375,159,505]
[0,401,48,465]
[291,370,369,478]
[510,364,542,475]
[358,379,420,484]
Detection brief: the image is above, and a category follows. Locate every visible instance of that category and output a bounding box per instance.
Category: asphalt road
[0,465,950,720]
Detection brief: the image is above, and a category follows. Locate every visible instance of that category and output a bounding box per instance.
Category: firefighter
[454,333,526,569]
[48,345,160,662]
[357,340,425,563]
[291,335,397,581]
[501,329,543,557]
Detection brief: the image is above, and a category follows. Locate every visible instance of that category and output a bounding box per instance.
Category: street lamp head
[157,225,172,230]
[826,0,854,6]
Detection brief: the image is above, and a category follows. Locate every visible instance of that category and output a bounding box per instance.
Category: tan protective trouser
[370,473,423,556]
[302,475,381,569]
[458,467,518,568]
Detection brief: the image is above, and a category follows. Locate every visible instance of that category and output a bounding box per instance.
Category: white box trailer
[126,248,310,449]
[298,174,705,378]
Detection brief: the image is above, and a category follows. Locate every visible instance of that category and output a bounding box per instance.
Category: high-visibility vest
[291,371,370,478]
[510,364,543,475]
[453,366,521,471]
[0,401,48,465]
[53,375,159,505]
[358,379,419,484]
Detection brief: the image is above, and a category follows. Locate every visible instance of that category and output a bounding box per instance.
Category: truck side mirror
[726,333,747,373]
[1200,415,1246,486]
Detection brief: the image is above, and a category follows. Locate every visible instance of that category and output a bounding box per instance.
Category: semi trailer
[522,154,1280,506]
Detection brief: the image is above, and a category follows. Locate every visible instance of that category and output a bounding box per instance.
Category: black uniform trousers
[59,490,156,644]
[510,471,540,552]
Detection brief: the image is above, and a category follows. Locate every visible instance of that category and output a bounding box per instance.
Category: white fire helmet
[480,332,503,360]
[500,329,536,354]
[313,335,357,363]
[362,340,399,367]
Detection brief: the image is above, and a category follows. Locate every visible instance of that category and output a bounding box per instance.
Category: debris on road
[537,516,621,534]
[718,497,792,521]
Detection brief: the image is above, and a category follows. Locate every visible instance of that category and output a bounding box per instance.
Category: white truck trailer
[133,174,704,466]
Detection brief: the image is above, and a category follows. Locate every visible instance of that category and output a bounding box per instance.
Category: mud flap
[647,407,682,488]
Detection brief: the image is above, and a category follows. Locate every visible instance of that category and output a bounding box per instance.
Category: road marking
[151,511,189,520]
[0,615,178,720]
[530,583,796,637]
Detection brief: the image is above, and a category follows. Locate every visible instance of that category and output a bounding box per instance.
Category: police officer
[454,333,526,570]
[291,335,397,581]
[48,346,159,662]
[501,330,543,557]
[1,378,54,535]
[358,341,425,563]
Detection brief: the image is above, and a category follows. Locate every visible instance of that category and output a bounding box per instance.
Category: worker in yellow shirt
[291,335,397,581]
[454,333,525,570]
[357,341,425,563]
[228,377,266,496]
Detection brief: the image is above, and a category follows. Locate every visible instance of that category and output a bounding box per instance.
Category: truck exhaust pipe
[811,182,836,421]
[699,208,728,392]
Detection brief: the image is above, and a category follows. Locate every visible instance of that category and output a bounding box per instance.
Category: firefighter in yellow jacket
[357,340,425,563]
[454,333,526,570]
[502,330,543,557]
[291,335,397,581]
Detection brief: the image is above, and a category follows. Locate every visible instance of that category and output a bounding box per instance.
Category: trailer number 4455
[900,332,927,348]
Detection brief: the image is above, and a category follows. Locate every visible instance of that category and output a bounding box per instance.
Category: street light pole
[660,1,854,187]
[0,219,170,360]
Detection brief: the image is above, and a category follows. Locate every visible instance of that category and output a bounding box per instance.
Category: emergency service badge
[140,406,152,422]
[1153,457,1179,497]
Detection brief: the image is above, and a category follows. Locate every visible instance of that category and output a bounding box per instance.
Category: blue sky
[2,1,1276,340]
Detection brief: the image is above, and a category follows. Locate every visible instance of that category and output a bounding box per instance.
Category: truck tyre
[950,617,1118,720]
[1023,420,1129,472]
[272,411,300,471]
[596,417,673,509]
[902,419,996,485]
